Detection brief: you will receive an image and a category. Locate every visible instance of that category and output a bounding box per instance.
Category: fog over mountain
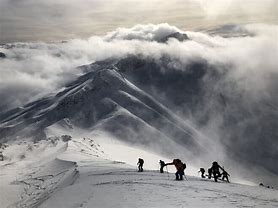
[0,23,277,187]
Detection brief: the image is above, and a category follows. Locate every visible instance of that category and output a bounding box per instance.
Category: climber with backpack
[137,158,144,172]
[208,161,225,182]
[159,160,166,173]
[165,159,186,180]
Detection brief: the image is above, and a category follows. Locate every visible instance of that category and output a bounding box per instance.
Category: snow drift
[1,132,278,208]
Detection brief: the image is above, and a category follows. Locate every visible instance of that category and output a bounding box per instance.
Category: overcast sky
[0,0,277,43]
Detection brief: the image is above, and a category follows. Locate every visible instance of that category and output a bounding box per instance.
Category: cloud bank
[0,23,277,110]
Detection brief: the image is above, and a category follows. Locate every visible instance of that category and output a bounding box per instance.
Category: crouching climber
[165,159,186,180]
[208,161,231,183]
[198,168,206,178]
[221,169,230,183]
[208,161,224,182]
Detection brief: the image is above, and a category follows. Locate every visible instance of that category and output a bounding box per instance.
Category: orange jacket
[167,159,184,171]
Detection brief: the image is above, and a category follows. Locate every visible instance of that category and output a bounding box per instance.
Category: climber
[198,168,206,178]
[159,160,166,173]
[137,158,144,172]
[208,161,224,182]
[165,159,186,180]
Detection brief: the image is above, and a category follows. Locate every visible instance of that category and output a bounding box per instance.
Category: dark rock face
[115,56,207,114]
[159,32,189,43]
[0,52,6,58]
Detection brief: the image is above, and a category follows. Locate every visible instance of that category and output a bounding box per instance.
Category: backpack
[175,159,181,163]
[139,158,144,164]
[182,163,186,170]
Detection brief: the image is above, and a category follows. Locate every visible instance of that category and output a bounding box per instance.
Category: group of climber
[138,158,186,180]
[137,158,230,183]
[198,161,230,182]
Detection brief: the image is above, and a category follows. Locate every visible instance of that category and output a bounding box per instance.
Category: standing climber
[159,160,166,173]
[165,159,186,180]
[137,158,144,172]
[198,168,206,178]
[208,161,224,182]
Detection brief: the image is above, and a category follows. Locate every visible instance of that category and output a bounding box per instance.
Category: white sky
[0,0,277,42]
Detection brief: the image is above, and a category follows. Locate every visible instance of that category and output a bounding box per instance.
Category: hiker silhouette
[221,169,230,182]
[137,158,144,172]
[159,160,166,173]
[208,161,229,182]
[198,168,206,178]
[165,159,186,180]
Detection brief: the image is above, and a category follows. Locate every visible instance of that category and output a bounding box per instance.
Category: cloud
[103,23,278,101]
[104,24,183,41]
[0,23,277,110]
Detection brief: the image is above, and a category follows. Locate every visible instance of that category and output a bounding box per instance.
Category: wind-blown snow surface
[0,130,277,208]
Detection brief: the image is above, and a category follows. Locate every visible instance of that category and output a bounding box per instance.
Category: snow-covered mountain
[0,25,277,207]
[0,58,206,159]
[1,54,277,186]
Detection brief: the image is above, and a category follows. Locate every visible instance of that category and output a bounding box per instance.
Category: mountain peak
[158,32,189,43]
[0,61,204,159]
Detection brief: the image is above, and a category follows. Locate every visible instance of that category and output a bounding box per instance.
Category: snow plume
[1,23,277,110]
[0,23,181,111]
[0,23,277,185]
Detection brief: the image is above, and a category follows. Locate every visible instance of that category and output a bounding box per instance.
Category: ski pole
[166,166,170,180]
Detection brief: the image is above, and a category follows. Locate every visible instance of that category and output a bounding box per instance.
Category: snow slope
[0,60,211,169]
[1,130,277,208]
